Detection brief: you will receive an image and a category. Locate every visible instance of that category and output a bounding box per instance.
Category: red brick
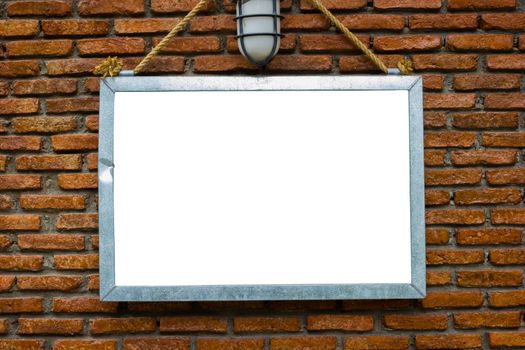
[448,0,516,10]
[7,1,71,16]
[12,79,77,96]
[151,0,215,13]
[487,55,525,70]
[124,338,189,350]
[0,276,15,291]
[490,248,525,265]
[234,316,301,332]
[7,40,72,57]
[427,271,452,285]
[457,228,522,245]
[0,297,43,313]
[281,14,329,31]
[19,318,83,335]
[447,34,513,51]
[0,319,7,333]
[84,77,100,93]
[426,229,449,245]
[384,314,447,331]
[425,190,450,206]
[424,93,476,109]
[457,270,522,287]
[0,83,8,97]
[0,195,11,211]
[0,215,41,230]
[374,35,441,52]
[452,112,518,129]
[492,208,525,224]
[0,235,11,249]
[413,54,478,71]
[190,15,236,33]
[270,336,337,350]
[87,153,98,170]
[0,20,39,37]
[88,274,99,291]
[482,13,525,30]
[160,316,228,333]
[56,213,97,231]
[454,74,520,91]
[17,275,82,291]
[344,336,408,350]
[487,168,525,185]
[152,36,221,53]
[338,14,405,31]
[194,55,331,73]
[451,151,516,166]
[21,194,84,210]
[300,0,366,10]
[127,302,191,313]
[58,173,98,190]
[77,38,145,56]
[43,19,108,36]
[409,14,477,30]
[424,112,446,129]
[16,155,82,171]
[485,93,525,109]
[90,317,156,335]
[51,134,98,151]
[425,150,445,166]
[415,334,481,349]
[343,300,412,311]
[0,340,43,350]
[426,209,485,225]
[339,55,403,73]
[18,234,84,251]
[121,57,185,74]
[455,311,521,329]
[455,188,521,205]
[0,99,39,116]
[54,254,98,270]
[489,291,525,307]
[427,249,484,265]
[54,340,118,350]
[0,136,41,152]
[307,315,373,331]
[78,0,144,15]
[374,0,441,10]
[47,98,99,113]
[53,297,118,313]
[196,338,263,350]
[489,333,525,347]
[46,58,101,76]
[423,75,444,91]
[299,34,368,52]
[425,169,482,186]
[0,156,6,172]
[115,18,179,34]
[0,175,41,190]
[425,132,476,148]
[0,61,39,78]
[483,132,525,147]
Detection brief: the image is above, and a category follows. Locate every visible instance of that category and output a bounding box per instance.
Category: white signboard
[99,76,425,301]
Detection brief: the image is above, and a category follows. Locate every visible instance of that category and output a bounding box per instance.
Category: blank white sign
[112,89,412,287]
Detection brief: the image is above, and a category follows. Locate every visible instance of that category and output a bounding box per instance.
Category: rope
[93,56,123,78]
[134,0,209,74]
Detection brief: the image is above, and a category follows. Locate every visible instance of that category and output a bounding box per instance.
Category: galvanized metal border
[99,75,425,301]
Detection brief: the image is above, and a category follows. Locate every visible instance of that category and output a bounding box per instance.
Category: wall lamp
[235,0,282,67]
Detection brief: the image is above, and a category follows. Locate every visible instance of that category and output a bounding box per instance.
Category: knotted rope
[93,0,412,77]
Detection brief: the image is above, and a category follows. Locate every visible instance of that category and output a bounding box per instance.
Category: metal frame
[99,75,425,301]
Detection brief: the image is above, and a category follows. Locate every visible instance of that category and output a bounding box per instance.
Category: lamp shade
[236,0,281,67]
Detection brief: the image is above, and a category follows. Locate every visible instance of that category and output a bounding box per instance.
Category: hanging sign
[98,75,425,301]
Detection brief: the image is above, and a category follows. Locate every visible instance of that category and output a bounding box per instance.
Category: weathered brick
[485,93,525,109]
[0,340,43,350]
[54,254,98,270]
[487,55,525,70]
[190,15,236,33]
[384,314,447,331]
[0,196,13,211]
[483,132,525,147]
[47,98,99,113]
[18,234,84,251]
[270,336,337,350]
[374,0,442,10]
[427,271,452,285]
[300,0,366,10]
[427,249,484,265]
[455,188,521,205]
[425,169,482,186]
[53,297,118,313]
[161,316,228,333]
[455,311,521,329]
[492,208,525,224]
[43,19,109,36]
[0,276,15,291]
[425,150,445,166]
[448,0,516,10]
[0,174,41,190]
[489,291,525,307]
[77,38,145,56]
[306,315,373,331]
[426,209,485,225]
[16,155,82,171]
[17,275,82,291]
[7,40,72,57]
[88,274,99,291]
[487,168,525,185]
[124,338,189,350]
[18,318,83,335]
[152,36,221,53]
[482,13,525,30]
[415,334,481,349]
[339,55,403,73]
[425,190,450,206]
[0,215,41,230]
[235,316,301,332]
[344,336,408,350]
[20,194,84,210]
[196,338,263,350]
[457,228,522,245]
[115,19,179,34]
[56,213,97,230]
[0,99,39,116]
[454,74,520,91]
[409,14,478,30]
[374,35,441,52]
[0,20,39,37]
[338,14,404,30]
[151,0,215,13]
[451,151,516,166]
[423,75,444,91]
[300,34,368,52]
[0,61,39,78]
[12,79,77,96]
[0,297,43,313]
[121,57,185,74]
[282,14,330,31]
[7,1,71,16]
[457,270,523,287]
[128,302,191,313]
[424,132,476,148]
[426,229,449,245]
[58,173,98,190]
[413,54,478,71]
[489,333,525,347]
[452,112,518,129]
[51,134,98,151]
[342,300,411,311]
[447,34,513,51]
[424,112,446,129]
[78,0,144,15]
[490,248,525,265]
[90,317,156,334]
[47,58,101,76]
[424,94,476,109]
[54,340,118,350]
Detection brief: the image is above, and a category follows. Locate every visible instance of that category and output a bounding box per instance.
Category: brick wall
[0,0,524,349]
